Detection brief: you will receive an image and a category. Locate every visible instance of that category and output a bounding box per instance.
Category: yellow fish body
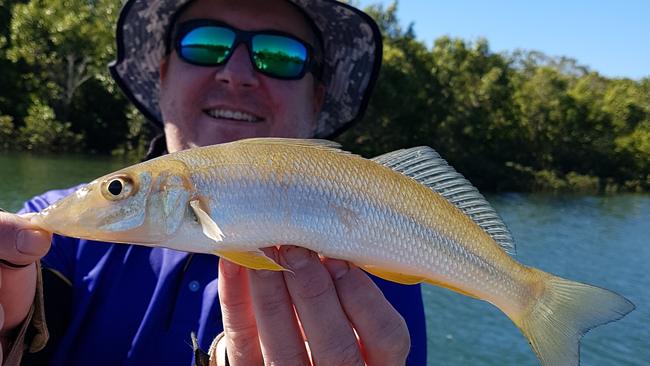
[32,138,634,366]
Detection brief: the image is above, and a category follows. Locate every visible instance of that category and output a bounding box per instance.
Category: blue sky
[356,0,649,80]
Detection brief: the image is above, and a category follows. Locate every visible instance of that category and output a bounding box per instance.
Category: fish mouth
[31,210,160,246]
[30,211,53,232]
[203,107,264,123]
[30,201,62,233]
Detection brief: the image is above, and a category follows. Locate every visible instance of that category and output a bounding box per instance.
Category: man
[0,0,427,364]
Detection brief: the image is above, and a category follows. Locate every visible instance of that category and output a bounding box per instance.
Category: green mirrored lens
[180,26,235,65]
[252,35,307,78]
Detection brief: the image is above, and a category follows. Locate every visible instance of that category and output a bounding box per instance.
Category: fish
[31,138,634,366]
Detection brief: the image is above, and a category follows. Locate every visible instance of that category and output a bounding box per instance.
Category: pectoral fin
[361,265,425,285]
[217,249,289,272]
[190,199,224,242]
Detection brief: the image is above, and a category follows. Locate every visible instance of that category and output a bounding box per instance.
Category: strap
[2,262,48,365]
[191,331,229,366]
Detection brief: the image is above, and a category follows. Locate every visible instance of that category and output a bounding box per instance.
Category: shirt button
[188,280,200,292]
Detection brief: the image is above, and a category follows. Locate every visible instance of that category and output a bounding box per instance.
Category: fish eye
[101,174,136,201]
[108,180,123,196]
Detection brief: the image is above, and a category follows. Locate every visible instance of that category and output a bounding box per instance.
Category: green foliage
[18,99,84,151]
[111,106,157,162]
[0,113,15,150]
[339,2,436,156]
[0,0,31,119]
[7,0,117,79]
[339,1,649,192]
[5,0,127,153]
[615,120,650,183]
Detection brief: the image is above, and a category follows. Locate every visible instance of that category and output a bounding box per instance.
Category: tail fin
[514,269,634,366]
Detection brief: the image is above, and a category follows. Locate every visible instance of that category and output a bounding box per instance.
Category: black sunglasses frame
[173,19,322,80]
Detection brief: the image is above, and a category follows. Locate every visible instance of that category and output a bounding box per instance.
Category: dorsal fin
[372,147,516,255]
[235,138,349,153]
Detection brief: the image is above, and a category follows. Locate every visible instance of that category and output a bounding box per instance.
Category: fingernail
[220,259,241,278]
[16,230,50,256]
[280,246,313,270]
[323,259,350,280]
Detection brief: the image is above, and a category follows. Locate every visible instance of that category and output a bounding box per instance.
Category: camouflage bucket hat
[109,0,383,138]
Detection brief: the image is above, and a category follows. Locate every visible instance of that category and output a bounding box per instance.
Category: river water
[1,153,648,365]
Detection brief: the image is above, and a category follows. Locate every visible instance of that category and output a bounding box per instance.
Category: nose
[214,44,260,88]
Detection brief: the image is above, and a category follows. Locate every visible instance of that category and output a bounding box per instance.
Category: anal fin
[217,249,290,272]
[362,265,481,299]
[361,265,425,285]
[424,278,481,299]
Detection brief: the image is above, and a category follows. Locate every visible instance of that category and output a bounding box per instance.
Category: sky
[356,0,649,80]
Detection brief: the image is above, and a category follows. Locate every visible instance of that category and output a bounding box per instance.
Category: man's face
[159,0,325,152]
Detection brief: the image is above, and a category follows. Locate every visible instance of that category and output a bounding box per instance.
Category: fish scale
[174,140,526,311]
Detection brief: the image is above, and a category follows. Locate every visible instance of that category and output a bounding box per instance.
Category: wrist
[0,262,38,332]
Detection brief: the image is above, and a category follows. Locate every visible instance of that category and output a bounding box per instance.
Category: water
[1,153,648,365]
[425,193,649,365]
[0,152,131,212]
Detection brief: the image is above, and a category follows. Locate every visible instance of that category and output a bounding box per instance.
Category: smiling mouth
[204,108,263,123]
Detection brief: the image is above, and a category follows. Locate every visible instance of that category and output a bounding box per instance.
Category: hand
[217,246,410,366]
[0,211,52,359]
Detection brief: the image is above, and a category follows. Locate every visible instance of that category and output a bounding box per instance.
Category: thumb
[0,212,52,267]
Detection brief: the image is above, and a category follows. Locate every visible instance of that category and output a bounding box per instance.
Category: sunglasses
[173,19,322,80]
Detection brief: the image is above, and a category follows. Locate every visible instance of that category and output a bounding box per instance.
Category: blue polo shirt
[22,186,427,365]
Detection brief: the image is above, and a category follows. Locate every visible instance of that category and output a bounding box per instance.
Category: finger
[217,258,263,366]
[323,259,411,365]
[0,303,4,365]
[247,247,309,364]
[279,246,363,366]
[0,212,51,267]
